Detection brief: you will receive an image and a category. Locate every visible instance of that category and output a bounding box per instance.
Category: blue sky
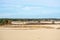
[0,0,60,18]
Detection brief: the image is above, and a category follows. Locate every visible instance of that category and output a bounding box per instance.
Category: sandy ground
[0,29,60,40]
[0,24,60,40]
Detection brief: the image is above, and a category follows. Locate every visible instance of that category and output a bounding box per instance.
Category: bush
[0,19,8,25]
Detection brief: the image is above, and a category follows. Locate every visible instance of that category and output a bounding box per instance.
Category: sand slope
[0,29,60,40]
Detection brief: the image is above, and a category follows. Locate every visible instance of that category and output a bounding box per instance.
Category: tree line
[0,18,60,25]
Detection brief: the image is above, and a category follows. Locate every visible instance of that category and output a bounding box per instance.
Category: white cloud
[41,9,60,14]
[23,0,60,7]
[0,0,60,18]
[22,7,31,10]
[1,0,60,7]
[22,6,43,10]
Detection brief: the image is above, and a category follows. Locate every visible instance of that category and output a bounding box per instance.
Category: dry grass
[0,25,55,30]
[56,27,60,29]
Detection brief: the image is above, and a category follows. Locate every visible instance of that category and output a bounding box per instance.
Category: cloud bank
[0,0,60,18]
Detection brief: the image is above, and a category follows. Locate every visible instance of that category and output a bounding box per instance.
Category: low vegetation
[0,19,11,25]
[0,18,60,25]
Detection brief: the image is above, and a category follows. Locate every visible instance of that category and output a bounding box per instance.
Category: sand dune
[0,29,60,40]
[0,24,60,40]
